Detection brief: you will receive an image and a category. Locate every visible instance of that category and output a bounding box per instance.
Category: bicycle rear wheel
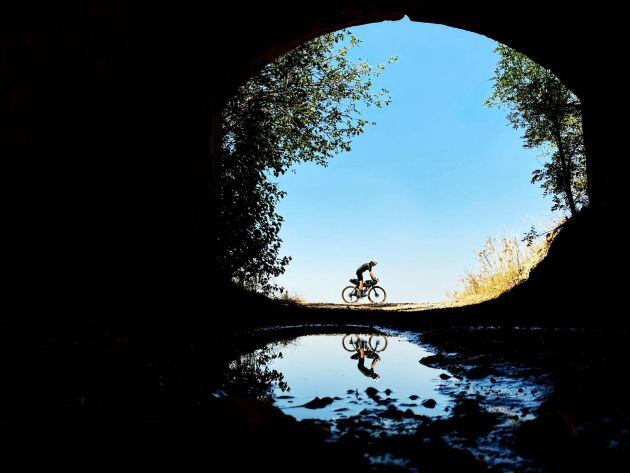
[368,286,387,303]
[342,286,360,303]
[342,334,360,351]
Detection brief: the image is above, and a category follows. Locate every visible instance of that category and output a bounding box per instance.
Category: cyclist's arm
[369,271,376,281]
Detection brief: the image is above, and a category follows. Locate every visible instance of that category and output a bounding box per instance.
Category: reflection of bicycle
[342,279,387,304]
[342,334,388,353]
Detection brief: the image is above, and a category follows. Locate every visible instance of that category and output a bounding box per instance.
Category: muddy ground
[2,307,629,471]
[214,323,630,472]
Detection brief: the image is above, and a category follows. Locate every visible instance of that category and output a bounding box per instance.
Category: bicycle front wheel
[368,286,387,303]
[342,286,360,304]
[369,335,388,352]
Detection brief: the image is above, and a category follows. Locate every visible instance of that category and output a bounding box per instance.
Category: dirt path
[302,301,452,312]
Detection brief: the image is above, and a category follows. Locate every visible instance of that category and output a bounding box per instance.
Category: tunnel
[3,2,629,470]
[3,1,622,323]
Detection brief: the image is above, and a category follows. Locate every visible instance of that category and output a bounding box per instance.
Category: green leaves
[218,30,396,294]
[487,44,587,215]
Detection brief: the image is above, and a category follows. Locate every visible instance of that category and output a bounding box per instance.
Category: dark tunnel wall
[2,1,623,320]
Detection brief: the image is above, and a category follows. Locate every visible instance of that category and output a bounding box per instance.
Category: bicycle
[341,334,389,353]
[341,278,387,304]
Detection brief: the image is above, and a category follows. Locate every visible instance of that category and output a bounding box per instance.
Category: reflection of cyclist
[351,341,380,380]
[356,260,378,295]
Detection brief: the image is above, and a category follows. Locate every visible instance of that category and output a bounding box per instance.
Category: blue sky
[273,18,560,303]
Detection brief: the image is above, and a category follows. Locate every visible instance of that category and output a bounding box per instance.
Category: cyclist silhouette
[350,339,380,380]
[356,260,378,296]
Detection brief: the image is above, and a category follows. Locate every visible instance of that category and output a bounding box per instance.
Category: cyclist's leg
[356,270,364,294]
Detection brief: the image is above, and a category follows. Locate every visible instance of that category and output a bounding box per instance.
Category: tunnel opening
[218,18,590,312]
[3,3,627,471]
[4,1,617,326]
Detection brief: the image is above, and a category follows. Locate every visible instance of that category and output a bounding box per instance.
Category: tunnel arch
[229,8,583,100]
[208,1,617,320]
[3,0,617,320]
[215,1,604,210]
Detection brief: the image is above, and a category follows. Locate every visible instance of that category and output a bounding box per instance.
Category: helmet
[370,260,378,266]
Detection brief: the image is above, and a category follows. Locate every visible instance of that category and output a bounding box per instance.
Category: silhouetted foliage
[522,226,538,247]
[486,44,587,216]
[224,344,289,401]
[219,30,396,294]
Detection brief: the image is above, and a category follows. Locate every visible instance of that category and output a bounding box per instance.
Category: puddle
[218,329,555,471]
[222,331,548,423]
[267,333,453,420]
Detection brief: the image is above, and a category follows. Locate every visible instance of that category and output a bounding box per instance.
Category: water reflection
[221,331,550,426]
[342,334,388,380]
[219,329,553,472]
[224,332,456,420]
[223,341,290,401]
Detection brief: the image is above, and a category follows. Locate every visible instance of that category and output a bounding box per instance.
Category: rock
[437,399,501,436]
[419,353,449,368]
[384,389,392,396]
[365,387,379,397]
[422,399,437,409]
[376,397,394,406]
[490,377,497,383]
[379,406,404,420]
[453,399,481,416]
[409,395,420,400]
[466,366,493,379]
[276,395,294,399]
[302,396,334,409]
[439,373,451,380]
[346,389,356,394]
[298,419,332,441]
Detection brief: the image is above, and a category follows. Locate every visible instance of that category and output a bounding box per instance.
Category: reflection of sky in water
[267,334,455,420]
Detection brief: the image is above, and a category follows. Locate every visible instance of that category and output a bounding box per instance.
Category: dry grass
[447,225,561,306]
[279,290,306,305]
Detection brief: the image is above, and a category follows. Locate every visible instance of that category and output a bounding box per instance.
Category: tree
[219,30,396,294]
[486,44,587,216]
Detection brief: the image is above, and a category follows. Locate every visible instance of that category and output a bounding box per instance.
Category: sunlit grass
[279,290,306,305]
[447,222,563,306]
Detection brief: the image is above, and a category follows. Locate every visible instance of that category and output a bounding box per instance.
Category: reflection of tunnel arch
[3,1,618,318]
